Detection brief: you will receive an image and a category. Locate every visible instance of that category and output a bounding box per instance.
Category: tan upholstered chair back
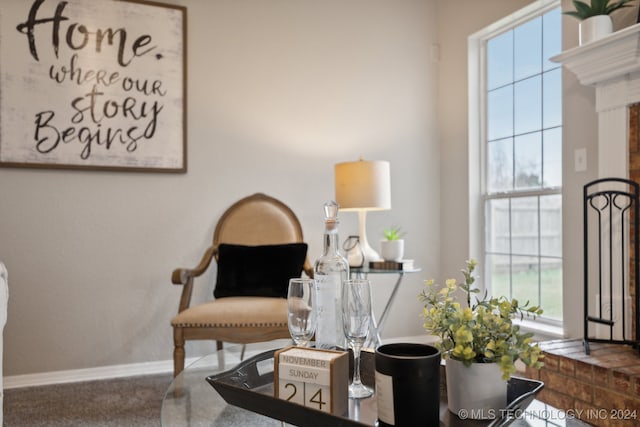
[213,193,305,250]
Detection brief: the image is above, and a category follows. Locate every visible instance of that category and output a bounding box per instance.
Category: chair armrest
[171,246,217,285]
[172,246,217,314]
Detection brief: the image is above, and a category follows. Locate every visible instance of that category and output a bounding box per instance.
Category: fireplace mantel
[552,23,640,178]
[551,23,640,87]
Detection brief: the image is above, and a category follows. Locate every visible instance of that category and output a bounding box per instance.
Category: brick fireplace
[525,340,639,427]
[524,160,640,416]
[533,25,640,427]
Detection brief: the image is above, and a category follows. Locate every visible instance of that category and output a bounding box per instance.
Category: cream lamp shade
[335,160,391,211]
[334,159,391,262]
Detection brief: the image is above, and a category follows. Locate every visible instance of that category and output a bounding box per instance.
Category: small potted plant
[418,259,544,419]
[380,226,405,262]
[564,0,635,45]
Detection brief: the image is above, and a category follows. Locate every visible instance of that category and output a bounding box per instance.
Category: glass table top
[161,339,591,427]
[161,339,292,426]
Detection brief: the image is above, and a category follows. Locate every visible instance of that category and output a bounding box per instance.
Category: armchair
[170,193,313,377]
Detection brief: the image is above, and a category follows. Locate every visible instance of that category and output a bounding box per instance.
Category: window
[473,3,563,324]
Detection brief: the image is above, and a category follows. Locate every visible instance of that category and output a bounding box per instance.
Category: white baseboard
[3,356,199,390]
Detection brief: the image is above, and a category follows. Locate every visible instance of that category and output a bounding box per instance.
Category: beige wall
[0,0,439,376]
[558,0,599,338]
[437,0,534,285]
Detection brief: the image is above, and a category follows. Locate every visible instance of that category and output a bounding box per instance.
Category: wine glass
[341,278,373,398]
[287,278,317,347]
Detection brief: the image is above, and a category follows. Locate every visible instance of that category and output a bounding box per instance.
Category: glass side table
[350,267,421,348]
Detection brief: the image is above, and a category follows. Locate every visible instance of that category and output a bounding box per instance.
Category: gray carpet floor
[4,373,173,426]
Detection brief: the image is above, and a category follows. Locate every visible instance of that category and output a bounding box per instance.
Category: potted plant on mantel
[564,0,636,45]
[418,259,544,420]
[379,226,405,262]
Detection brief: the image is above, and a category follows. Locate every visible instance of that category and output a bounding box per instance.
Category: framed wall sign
[0,0,187,173]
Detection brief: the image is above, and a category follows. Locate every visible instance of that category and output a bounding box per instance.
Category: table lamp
[335,158,391,263]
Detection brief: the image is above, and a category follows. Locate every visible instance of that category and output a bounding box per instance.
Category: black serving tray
[206,348,544,427]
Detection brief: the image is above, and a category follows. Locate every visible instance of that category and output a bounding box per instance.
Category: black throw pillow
[213,243,308,298]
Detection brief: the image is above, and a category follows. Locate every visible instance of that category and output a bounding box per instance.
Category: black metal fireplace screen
[583,177,640,354]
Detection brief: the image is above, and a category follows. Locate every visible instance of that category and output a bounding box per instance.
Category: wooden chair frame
[171,193,313,377]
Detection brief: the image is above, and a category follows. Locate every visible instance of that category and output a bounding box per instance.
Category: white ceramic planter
[445,358,507,419]
[579,15,612,46]
[380,239,404,262]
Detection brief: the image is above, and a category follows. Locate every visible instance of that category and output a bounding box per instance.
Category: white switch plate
[574,148,587,172]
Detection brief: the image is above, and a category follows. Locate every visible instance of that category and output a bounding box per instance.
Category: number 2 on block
[281,381,304,405]
[284,383,297,401]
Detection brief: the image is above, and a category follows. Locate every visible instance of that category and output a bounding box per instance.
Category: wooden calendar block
[274,346,348,416]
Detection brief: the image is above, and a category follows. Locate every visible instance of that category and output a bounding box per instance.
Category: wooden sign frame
[0,0,187,173]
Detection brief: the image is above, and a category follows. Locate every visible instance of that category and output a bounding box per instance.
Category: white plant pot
[380,239,404,262]
[579,15,612,46]
[445,358,507,419]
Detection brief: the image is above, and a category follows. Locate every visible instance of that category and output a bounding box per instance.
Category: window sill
[513,318,565,342]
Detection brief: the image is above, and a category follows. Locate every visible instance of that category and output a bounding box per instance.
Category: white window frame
[468,0,565,338]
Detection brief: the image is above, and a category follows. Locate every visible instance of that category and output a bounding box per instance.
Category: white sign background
[0,0,186,172]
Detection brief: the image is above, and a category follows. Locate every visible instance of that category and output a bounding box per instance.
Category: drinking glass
[287,278,317,347]
[341,278,373,398]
